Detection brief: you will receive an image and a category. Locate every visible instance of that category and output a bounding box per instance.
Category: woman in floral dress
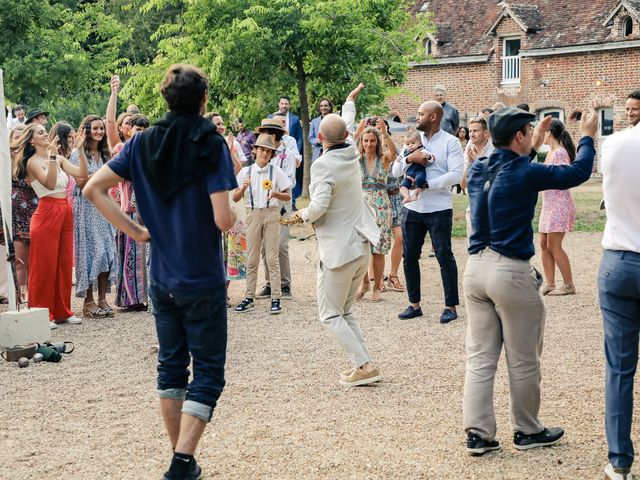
[71,115,117,318]
[8,124,38,291]
[538,119,577,296]
[355,121,396,301]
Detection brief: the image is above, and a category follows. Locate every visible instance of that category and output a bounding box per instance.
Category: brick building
[387,0,640,170]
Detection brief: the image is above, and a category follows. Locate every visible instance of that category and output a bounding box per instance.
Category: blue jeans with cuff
[599,249,640,469]
[150,279,227,423]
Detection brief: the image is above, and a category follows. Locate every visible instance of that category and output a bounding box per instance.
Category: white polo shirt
[392,129,464,213]
[601,123,640,253]
[236,163,292,210]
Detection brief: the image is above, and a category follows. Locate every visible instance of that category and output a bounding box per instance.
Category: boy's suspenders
[249,164,274,210]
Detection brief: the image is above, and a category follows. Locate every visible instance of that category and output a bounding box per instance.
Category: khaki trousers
[245,208,281,299]
[317,246,372,367]
[463,249,545,440]
[262,200,291,288]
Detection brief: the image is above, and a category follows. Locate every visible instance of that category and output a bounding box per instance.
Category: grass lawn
[296,178,605,238]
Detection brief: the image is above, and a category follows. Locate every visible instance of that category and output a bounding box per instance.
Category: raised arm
[226,134,243,174]
[106,75,121,150]
[341,83,364,132]
[528,110,598,191]
[60,130,89,179]
[377,119,396,170]
[27,140,60,190]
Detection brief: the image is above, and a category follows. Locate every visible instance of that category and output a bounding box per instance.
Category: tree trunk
[294,56,312,198]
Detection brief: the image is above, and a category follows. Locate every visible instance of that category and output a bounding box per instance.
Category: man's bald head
[416,101,444,133]
[319,113,348,145]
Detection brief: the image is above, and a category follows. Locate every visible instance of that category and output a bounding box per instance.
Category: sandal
[547,283,576,296]
[540,284,555,296]
[83,301,107,318]
[98,301,115,317]
[387,275,405,292]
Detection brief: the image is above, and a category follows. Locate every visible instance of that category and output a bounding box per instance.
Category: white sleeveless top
[30,163,69,198]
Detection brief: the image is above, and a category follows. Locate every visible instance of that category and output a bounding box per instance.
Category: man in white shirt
[598,90,640,480]
[7,105,26,129]
[461,117,494,238]
[392,101,464,323]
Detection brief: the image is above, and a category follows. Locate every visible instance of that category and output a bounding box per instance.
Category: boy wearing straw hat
[233,133,291,314]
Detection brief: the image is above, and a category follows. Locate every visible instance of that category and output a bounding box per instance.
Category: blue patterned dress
[360,155,391,255]
[70,149,117,298]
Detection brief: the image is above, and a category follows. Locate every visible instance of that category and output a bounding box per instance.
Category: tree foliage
[127,0,431,193]
[2,0,431,193]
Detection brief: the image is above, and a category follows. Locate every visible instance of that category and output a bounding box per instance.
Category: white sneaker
[54,315,82,325]
[49,322,58,330]
[605,463,633,480]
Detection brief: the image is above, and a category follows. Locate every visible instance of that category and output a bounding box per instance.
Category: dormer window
[623,16,633,37]
[425,39,433,55]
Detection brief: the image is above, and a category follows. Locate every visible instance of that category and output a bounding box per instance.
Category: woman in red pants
[12,124,88,328]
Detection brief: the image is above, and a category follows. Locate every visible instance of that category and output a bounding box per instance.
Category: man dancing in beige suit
[297,112,382,386]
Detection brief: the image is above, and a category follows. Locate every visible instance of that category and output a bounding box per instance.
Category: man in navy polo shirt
[84,64,236,480]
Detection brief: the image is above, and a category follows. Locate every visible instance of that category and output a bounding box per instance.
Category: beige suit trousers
[245,208,281,299]
[462,248,546,440]
[262,200,291,288]
[317,246,372,367]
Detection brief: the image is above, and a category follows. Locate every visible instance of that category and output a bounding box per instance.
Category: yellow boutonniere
[262,179,273,191]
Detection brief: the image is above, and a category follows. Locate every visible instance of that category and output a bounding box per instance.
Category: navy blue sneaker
[398,306,423,320]
[440,308,458,324]
[513,427,564,450]
[466,433,501,456]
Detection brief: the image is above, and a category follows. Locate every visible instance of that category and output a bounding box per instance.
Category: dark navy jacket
[467,137,595,260]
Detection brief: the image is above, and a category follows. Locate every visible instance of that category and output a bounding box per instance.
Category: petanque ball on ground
[32,353,44,363]
[17,357,29,368]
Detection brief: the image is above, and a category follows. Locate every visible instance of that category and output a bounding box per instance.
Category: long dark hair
[12,124,39,180]
[548,119,576,163]
[77,115,110,163]
[49,121,74,158]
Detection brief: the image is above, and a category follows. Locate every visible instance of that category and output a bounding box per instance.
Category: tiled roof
[508,4,543,31]
[410,0,634,58]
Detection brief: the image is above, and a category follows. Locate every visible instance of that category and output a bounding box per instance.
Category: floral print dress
[360,155,391,255]
[70,149,117,298]
[539,148,576,233]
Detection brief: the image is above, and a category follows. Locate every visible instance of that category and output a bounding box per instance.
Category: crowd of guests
[5,66,640,480]
[0,81,594,325]
[4,78,153,326]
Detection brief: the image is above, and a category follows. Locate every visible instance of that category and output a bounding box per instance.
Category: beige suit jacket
[302,143,380,269]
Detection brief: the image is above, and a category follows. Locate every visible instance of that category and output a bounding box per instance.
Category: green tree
[1,0,130,126]
[126,0,430,195]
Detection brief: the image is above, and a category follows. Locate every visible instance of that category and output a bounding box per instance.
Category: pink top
[109,143,136,214]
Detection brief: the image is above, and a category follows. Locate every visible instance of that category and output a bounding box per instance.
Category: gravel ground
[0,229,628,479]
